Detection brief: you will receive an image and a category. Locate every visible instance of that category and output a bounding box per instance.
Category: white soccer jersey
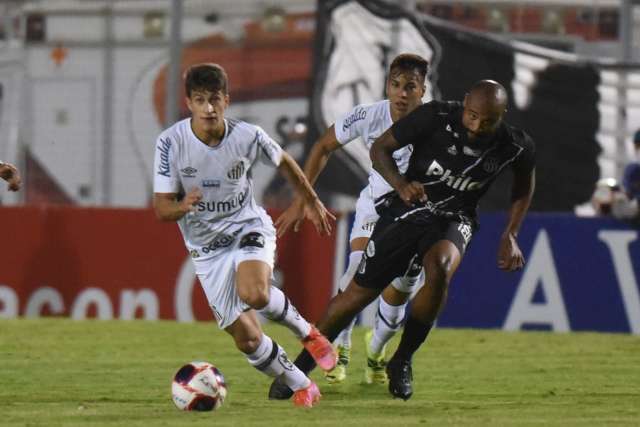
[334,99,413,199]
[153,117,283,258]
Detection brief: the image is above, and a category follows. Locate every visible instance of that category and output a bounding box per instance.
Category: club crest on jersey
[447,145,458,155]
[181,166,197,177]
[202,179,220,188]
[483,157,500,173]
[227,160,245,180]
[425,160,485,191]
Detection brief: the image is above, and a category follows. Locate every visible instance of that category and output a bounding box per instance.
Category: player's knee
[425,255,455,283]
[237,281,270,309]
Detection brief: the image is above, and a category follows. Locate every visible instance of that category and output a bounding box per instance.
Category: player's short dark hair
[184,63,228,97]
[389,53,429,81]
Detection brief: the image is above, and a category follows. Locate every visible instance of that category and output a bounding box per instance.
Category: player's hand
[0,162,22,192]
[497,232,525,271]
[275,198,305,237]
[305,197,336,236]
[180,188,203,214]
[398,181,427,206]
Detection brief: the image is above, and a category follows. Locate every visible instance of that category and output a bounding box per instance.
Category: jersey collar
[189,118,228,149]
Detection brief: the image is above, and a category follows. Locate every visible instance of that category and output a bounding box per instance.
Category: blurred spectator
[633,129,640,161]
[612,161,640,222]
[0,161,21,192]
[589,177,622,216]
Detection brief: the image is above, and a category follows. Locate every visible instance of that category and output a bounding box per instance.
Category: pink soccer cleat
[301,326,337,371]
[292,381,321,408]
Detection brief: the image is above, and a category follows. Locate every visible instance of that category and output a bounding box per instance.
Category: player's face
[186,89,229,134]
[462,94,505,141]
[386,70,425,119]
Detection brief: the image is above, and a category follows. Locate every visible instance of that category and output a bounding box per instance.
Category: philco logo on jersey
[227,160,245,180]
[197,190,248,213]
[157,138,171,177]
[426,160,486,191]
[181,166,197,178]
[342,108,366,132]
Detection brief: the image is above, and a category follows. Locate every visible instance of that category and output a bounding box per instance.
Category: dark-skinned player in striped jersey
[268,79,535,401]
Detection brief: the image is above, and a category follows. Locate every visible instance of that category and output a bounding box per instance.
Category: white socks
[370,296,405,355]
[259,286,311,339]
[333,250,363,348]
[246,334,310,391]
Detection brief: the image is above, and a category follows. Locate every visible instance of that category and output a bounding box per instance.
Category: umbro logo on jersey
[425,160,486,191]
[181,166,197,177]
[227,161,245,180]
[157,138,171,177]
[202,179,220,188]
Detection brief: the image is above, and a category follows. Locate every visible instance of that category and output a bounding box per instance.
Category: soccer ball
[171,361,227,411]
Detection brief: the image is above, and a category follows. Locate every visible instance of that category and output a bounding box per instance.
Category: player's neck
[191,119,226,147]
[390,108,404,123]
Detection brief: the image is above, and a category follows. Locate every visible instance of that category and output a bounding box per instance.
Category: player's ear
[463,93,469,107]
[185,97,193,113]
[224,93,230,108]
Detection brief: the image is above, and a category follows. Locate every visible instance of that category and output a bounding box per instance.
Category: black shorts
[353,214,474,290]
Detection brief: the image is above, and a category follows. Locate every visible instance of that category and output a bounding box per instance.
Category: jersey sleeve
[390,102,439,147]
[334,105,369,145]
[512,132,536,175]
[254,127,284,167]
[152,134,180,193]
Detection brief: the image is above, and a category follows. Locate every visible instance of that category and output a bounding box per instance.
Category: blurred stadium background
[0,0,639,334]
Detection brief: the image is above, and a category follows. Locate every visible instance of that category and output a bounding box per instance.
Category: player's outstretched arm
[153,188,203,222]
[371,129,426,205]
[0,162,22,192]
[275,126,341,236]
[497,167,536,271]
[277,152,335,236]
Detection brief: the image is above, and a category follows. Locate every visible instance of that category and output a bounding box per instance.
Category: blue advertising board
[438,213,640,334]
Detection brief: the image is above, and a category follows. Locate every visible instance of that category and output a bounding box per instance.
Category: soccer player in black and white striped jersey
[270,80,535,401]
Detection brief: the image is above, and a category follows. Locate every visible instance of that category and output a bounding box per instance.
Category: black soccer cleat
[386,358,413,400]
[268,376,294,400]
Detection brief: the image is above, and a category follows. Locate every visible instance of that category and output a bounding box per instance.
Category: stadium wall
[0,207,638,334]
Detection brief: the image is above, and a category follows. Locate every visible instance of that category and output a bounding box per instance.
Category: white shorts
[192,218,276,330]
[349,187,380,242]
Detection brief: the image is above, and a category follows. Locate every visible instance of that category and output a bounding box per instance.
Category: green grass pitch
[1,319,638,426]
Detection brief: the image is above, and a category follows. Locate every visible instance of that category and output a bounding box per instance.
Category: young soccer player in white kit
[276,54,428,384]
[153,63,336,408]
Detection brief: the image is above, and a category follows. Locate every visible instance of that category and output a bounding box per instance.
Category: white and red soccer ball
[171,361,227,411]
